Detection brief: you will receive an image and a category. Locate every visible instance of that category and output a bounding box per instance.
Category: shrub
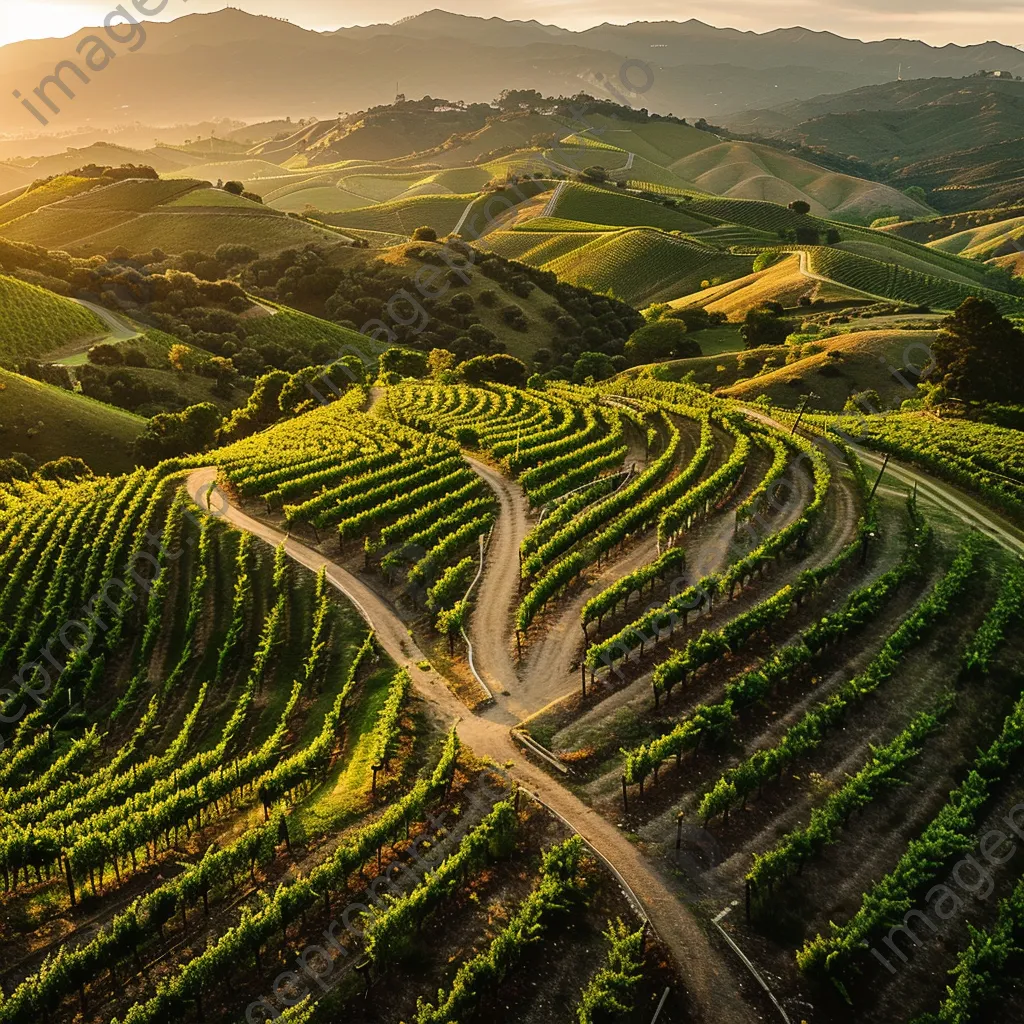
[88,342,124,366]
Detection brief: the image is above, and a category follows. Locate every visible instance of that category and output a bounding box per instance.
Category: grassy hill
[544,228,753,306]
[0,163,31,194]
[720,78,1024,214]
[0,367,144,474]
[922,215,1024,260]
[0,177,348,256]
[9,142,190,177]
[323,194,474,237]
[166,158,297,182]
[478,229,605,264]
[672,140,928,221]
[0,175,107,226]
[886,137,1024,213]
[243,303,385,363]
[802,246,1024,313]
[550,183,716,232]
[2,104,1016,324]
[881,206,1024,245]
[719,328,939,409]
[0,275,106,362]
[669,256,838,317]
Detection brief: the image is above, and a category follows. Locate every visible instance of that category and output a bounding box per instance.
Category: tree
[665,307,718,333]
[741,307,793,349]
[460,353,528,388]
[624,319,701,364]
[572,351,616,384]
[379,348,429,379]
[134,403,221,462]
[495,89,545,111]
[215,243,259,266]
[168,344,198,373]
[428,348,457,377]
[204,355,239,396]
[223,181,245,195]
[278,366,348,415]
[904,185,929,207]
[231,347,265,377]
[219,370,290,441]
[580,166,608,183]
[412,226,438,242]
[753,250,782,272]
[88,342,123,366]
[35,457,92,484]
[788,200,811,216]
[0,458,30,485]
[930,297,1024,404]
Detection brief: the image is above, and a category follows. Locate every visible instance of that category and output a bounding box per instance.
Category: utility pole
[791,392,816,434]
[868,453,891,503]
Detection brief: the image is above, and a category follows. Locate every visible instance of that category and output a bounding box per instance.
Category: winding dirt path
[186,467,759,1024]
[463,455,532,721]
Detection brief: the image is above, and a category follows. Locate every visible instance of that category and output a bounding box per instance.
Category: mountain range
[3,9,1024,134]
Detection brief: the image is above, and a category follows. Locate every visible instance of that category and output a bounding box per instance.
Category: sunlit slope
[543,228,752,306]
[719,329,941,410]
[667,256,831,316]
[0,274,106,361]
[672,140,930,220]
[0,177,348,255]
[549,182,718,232]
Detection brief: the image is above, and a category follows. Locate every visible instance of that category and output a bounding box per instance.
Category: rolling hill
[718,327,940,409]
[0,366,144,473]
[0,274,106,362]
[722,76,1024,213]
[542,228,753,306]
[0,176,349,256]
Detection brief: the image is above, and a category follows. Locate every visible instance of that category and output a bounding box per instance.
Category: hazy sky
[3,0,1024,48]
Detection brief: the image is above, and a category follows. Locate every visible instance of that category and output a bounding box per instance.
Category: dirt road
[742,408,1024,557]
[186,466,759,1024]
[463,455,532,720]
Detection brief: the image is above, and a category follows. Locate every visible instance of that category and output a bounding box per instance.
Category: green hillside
[544,228,753,306]
[923,215,1024,259]
[243,304,384,363]
[724,77,1024,164]
[1,176,349,256]
[720,328,941,410]
[324,194,474,236]
[672,140,930,221]
[803,246,1024,312]
[0,175,105,226]
[0,275,106,362]
[0,367,144,474]
[478,229,604,264]
[550,182,717,232]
